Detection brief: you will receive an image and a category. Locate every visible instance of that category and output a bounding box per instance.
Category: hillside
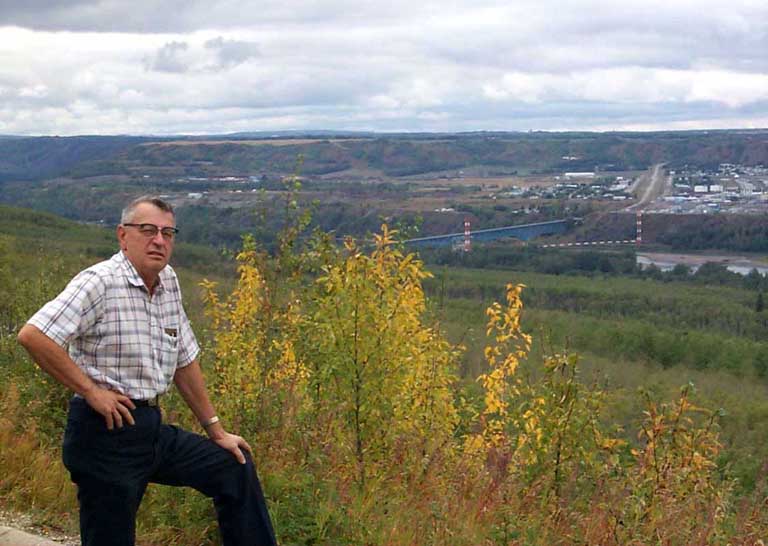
[2,130,768,182]
[0,204,233,284]
[0,136,151,182]
[4,205,768,544]
[570,211,768,253]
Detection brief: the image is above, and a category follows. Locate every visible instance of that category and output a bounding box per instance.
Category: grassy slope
[4,204,768,492]
[3,205,768,543]
[0,203,234,312]
[426,265,768,491]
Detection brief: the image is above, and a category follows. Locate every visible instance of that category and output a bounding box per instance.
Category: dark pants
[62,397,277,546]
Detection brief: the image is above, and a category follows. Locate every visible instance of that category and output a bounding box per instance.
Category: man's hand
[209,431,253,464]
[83,386,136,430]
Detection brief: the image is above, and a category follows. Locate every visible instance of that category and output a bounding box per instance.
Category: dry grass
[0,384,78,532]
[4,377,768,544]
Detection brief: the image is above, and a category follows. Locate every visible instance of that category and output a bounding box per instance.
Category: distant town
[656,164,768,214]
[471,163,768,215]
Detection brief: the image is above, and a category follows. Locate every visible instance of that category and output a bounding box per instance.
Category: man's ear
[117,225,128,250]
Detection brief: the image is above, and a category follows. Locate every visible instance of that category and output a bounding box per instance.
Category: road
[627,163,668,210]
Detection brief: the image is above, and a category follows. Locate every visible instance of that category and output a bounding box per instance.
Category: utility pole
[464,217,471,252]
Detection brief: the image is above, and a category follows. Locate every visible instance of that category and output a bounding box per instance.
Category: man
[17,196,277,546]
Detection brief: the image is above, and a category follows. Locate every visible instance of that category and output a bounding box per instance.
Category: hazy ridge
[2,130,768,182]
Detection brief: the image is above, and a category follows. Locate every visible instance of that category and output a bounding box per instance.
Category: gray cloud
[0,0,423,32]
[0,0,203,32]
[204,38,260,70]
[142,38,260,74]
[144,41,191,73]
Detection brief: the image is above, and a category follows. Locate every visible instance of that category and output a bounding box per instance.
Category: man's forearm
[17,324,98,396]
[174,360,252,463]
[173,360,225,437]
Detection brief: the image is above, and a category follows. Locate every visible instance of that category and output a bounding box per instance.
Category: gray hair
[121,196,175,224]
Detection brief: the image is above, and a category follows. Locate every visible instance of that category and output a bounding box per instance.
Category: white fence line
[540,240,637,248]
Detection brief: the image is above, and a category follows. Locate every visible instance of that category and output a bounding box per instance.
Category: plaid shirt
[28,251,200,399]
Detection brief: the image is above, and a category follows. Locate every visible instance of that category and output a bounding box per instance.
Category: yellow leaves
[199,234,316,437]
[473,283,646,504]
[483,346,497,362]
[484,392,506,416]
[690,450,710,471]
[619,385,727,537]
[303,225,462,484]
[478,282,530,448]
[267,338,310,390]
[595,431,627,452]
[501,354,519,376]
[463,433,486,459]
[372,223,396,249]
[343,236,358,254]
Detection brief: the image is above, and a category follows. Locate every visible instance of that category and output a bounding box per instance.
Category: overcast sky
[1,0,766,135]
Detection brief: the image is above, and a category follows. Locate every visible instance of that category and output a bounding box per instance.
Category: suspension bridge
[403,213,644,250]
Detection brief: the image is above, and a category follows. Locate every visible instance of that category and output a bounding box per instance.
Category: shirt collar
[116,251,165,294]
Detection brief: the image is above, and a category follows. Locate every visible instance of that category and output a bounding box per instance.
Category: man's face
[117,203,176,284]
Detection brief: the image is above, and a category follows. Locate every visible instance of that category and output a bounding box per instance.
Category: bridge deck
[404,219,570,247]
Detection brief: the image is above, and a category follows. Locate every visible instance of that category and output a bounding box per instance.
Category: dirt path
[0,509,77,546]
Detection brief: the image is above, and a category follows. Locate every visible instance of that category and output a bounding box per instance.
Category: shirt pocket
[160,325,180,380]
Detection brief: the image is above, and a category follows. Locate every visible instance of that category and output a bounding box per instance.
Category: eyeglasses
[123,223,179,240]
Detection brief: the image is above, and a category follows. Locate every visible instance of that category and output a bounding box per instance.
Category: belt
[131,395,161,407]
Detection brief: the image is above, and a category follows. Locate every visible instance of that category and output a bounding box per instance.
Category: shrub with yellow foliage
[196,226,743,544]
